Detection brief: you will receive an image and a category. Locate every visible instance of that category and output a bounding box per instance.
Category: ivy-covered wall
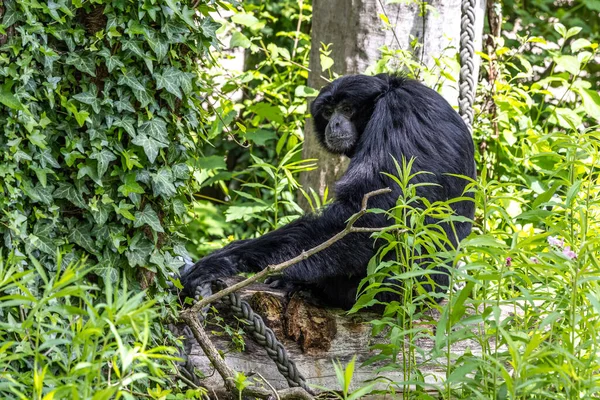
[0,0,224,285]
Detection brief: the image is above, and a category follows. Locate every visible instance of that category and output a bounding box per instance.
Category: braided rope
[213,281,313,394]
[458,0,477,131]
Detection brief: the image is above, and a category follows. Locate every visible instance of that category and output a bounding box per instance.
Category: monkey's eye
[341,105,353,114]
[322,109,333,119]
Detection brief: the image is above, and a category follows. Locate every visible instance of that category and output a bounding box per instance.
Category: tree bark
[300,0,485,208]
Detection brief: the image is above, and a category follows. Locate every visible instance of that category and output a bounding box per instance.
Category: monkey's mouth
[325,135,356,153]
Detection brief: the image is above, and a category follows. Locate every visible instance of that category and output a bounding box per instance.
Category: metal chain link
[459,0,477,132]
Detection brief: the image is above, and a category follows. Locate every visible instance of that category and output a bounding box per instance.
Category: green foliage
[184,0,315,257]
[0,251,181,399]
[352,22,600,399]
[0,0,227,283]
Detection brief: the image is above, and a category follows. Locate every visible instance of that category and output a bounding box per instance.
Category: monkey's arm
[178,202,386,295]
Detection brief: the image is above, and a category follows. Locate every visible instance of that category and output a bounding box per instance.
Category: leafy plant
[0,0,227,287]
[0,251,180,399]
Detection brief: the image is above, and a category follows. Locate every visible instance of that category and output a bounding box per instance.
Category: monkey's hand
[264,275,306,294]
[178,241,249,298]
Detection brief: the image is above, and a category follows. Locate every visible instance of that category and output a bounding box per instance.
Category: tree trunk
[300,0,485,208]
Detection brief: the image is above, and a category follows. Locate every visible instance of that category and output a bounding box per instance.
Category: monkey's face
[320,102,358,155]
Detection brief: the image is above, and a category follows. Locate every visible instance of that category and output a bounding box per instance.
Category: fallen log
[177,277,514,396]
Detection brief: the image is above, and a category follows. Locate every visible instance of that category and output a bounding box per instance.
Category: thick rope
[459,0,477,132]
[212,281,313,394]
[182,277,313,394]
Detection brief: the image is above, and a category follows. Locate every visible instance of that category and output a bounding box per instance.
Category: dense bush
[0,0,225,285]
[0,0,228,397]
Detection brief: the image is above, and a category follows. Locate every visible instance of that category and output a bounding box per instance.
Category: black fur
[179,74,476,309]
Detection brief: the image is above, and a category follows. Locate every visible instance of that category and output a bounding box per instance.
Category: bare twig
[190,188,393,313]
[292,0,304,59]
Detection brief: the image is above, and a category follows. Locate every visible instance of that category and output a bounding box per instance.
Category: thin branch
[190,187,393,313]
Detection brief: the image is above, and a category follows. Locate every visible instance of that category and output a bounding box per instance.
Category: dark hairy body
[180,74,476,309]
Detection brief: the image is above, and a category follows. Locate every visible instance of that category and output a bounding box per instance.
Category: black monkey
[179,74,476,309]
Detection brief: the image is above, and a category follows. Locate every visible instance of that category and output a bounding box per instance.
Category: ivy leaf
[164,251,185,270]
[151,168,177,198]
[200,18,221,45]
[155,67,182,98]
[145,30,169,60]
[37,148,61,169]
[29,234,56,255]
[131,134,168,163]
[54,183,86,209]
[132,87,153,108]
[114,97,136,113]
[99,48,125,73]
[125,234,153,267]
[90,203,111,225]
[118,71,146,91]
[69,225,96,253]
[178,71,194,94]
[134,205,164,233]
[90,149,117,178]
[118,173,145,196]
[73,90,101,114]
[28,131,47,148]
[172,163,189,179]
[2,0,21,27]
[114,200,136,221]
[0,83,25,111]
[139,117,168,141]
[122,39,146,59]
[114,115,136,136]
[65,53,96,77]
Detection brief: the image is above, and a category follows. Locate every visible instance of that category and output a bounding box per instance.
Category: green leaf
[114,200,136,221]
[38,148,61,169]
[29,234,56,255]
[248,102,283,124]
[134,205,164,233]
[246,129,276,146]
[0,83,25,111]
[139,117,168,141]
[320,54,334,72]
[69,226,96,253]
[125,233,153,267]
[172,163,189,179]
[118,71,146,92]
[54,183,86,208]
[230,31,251,48]
[114,115,136,136]
[131,134,168,163]
[28,131,47,148]
[579,89,600,121]
[155,67,182,98]
[118,173,145,196]
[553,55,580,75]
[90,149,117,178]
[145,30,169,60]
[198,155,227,170]
[65,53,96,77]
[571,38,592,52]
[294,85,319,98]
[132,87,153,108]
[151,168,177,198]
[231,13,260,28]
